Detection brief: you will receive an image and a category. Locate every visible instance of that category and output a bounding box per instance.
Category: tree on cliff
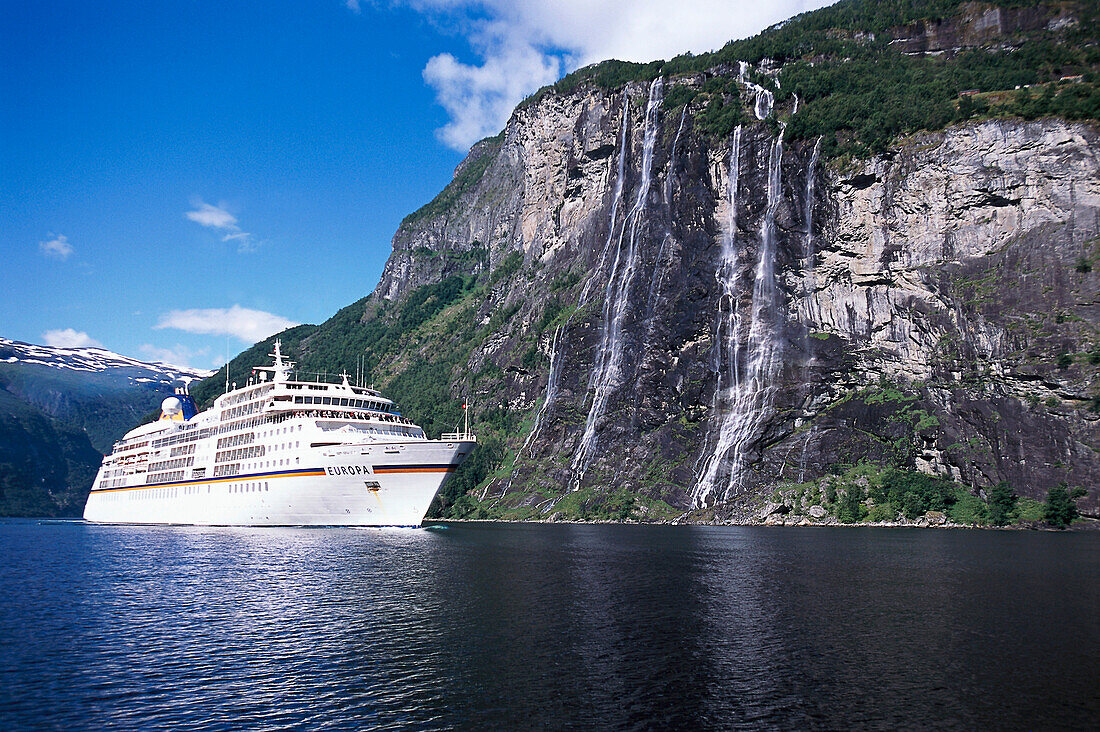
[987,482,1018,527]
[1043,483,1079,528]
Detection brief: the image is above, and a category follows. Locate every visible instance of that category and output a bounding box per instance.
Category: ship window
[294,396,303,404]
[322,397,331,405]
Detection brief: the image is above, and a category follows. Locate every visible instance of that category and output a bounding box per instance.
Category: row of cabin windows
[152,428,213,449]
[221,383,274,407]
[293,395,391,411]
[230,482,268,493]
[216,445,265,463]
[217,432,254,449]
[148,456,194,473]
[146,470,186,484]
[107,479,274,499]
[221,400,264,421]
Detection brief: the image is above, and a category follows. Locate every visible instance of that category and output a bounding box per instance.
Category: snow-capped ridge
[0,337,213,383]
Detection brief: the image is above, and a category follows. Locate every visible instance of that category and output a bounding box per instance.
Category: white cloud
[39,233,74,260]
[186,201,238,229]
[184,199,258,252]
[155,305,299,344]
[42,328,102,348]
[139,343,209,370]
[346,0,361,12]
[424,36,561,150]
[406,0,835,150]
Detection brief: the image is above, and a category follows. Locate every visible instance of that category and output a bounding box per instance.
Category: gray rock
[367,69,1100,518]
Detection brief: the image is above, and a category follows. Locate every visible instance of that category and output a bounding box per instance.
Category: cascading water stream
[694,126,744,505]
[500,97,633,498]
[796,138,821,486]
[645,106,687,322]
[754,88,773,120]
[739,62,774,120]
[694,126,787,506]
[802,138,821,328]
[570,76,664,485]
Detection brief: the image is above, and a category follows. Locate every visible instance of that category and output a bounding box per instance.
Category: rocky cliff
[212,0,1099,523]
[367,70,1100,519]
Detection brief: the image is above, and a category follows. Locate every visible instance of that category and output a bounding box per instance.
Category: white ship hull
[84,440,473,526]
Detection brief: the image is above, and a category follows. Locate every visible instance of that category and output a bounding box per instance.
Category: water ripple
[1,521,1097,730]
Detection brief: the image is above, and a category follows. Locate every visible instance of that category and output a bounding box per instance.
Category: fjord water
[2,521,1097,730]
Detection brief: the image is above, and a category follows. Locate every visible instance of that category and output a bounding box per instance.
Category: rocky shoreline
[428,515,1100,531]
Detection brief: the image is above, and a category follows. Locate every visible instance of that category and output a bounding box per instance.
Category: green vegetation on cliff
[0,386,99,516]
[526,0,1099,157]
[402,133,504,226]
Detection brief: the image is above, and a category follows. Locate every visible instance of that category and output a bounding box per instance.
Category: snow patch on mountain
[0,337,213,383]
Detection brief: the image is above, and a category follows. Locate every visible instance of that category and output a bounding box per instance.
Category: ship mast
[269,339,293,383]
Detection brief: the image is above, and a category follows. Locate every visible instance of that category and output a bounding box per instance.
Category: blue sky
[1,0,828,369]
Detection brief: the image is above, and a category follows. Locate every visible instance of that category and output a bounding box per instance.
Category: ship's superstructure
[83,341,475,526]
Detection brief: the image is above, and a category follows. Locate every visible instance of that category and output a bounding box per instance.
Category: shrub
[987,481,1018,526]
[837,485,868,524]
[878,469,957,519]
[1044,483,1079,528]
[1014,496,1046,522]
[866,503,895,522]
[950,491,988,525]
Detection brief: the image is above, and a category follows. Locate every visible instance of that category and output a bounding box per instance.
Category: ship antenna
[225,334,230,395]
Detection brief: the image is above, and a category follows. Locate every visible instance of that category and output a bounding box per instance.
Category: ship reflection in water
[1,521,1097,729]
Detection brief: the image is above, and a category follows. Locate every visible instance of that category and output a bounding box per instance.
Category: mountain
[0,338,212,516]
[204,0,1099,524]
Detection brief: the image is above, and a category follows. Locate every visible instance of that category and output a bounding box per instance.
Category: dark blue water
[1,520,1097,730]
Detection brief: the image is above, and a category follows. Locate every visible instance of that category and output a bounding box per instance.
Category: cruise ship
[83,341,475,526]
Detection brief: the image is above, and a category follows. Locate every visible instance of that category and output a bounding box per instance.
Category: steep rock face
[792,120,1100,511]
[371,78,1099,518]
[887,1,1075,55]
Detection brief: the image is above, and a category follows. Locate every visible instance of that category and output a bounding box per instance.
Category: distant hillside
[0,338,211,516]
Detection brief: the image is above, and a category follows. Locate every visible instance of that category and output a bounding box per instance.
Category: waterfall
[571,76,664,485]
[502,96,633,496]
[803,138,821,326]
[519,323,565,451]
[794,139,822,488]
[738,62,774,120]
[694,126,744,505]
[797,428,812,483]
[754,88,773,120]
[694,127,786,506]
[645,105,687,320]
[792,93,800,115]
